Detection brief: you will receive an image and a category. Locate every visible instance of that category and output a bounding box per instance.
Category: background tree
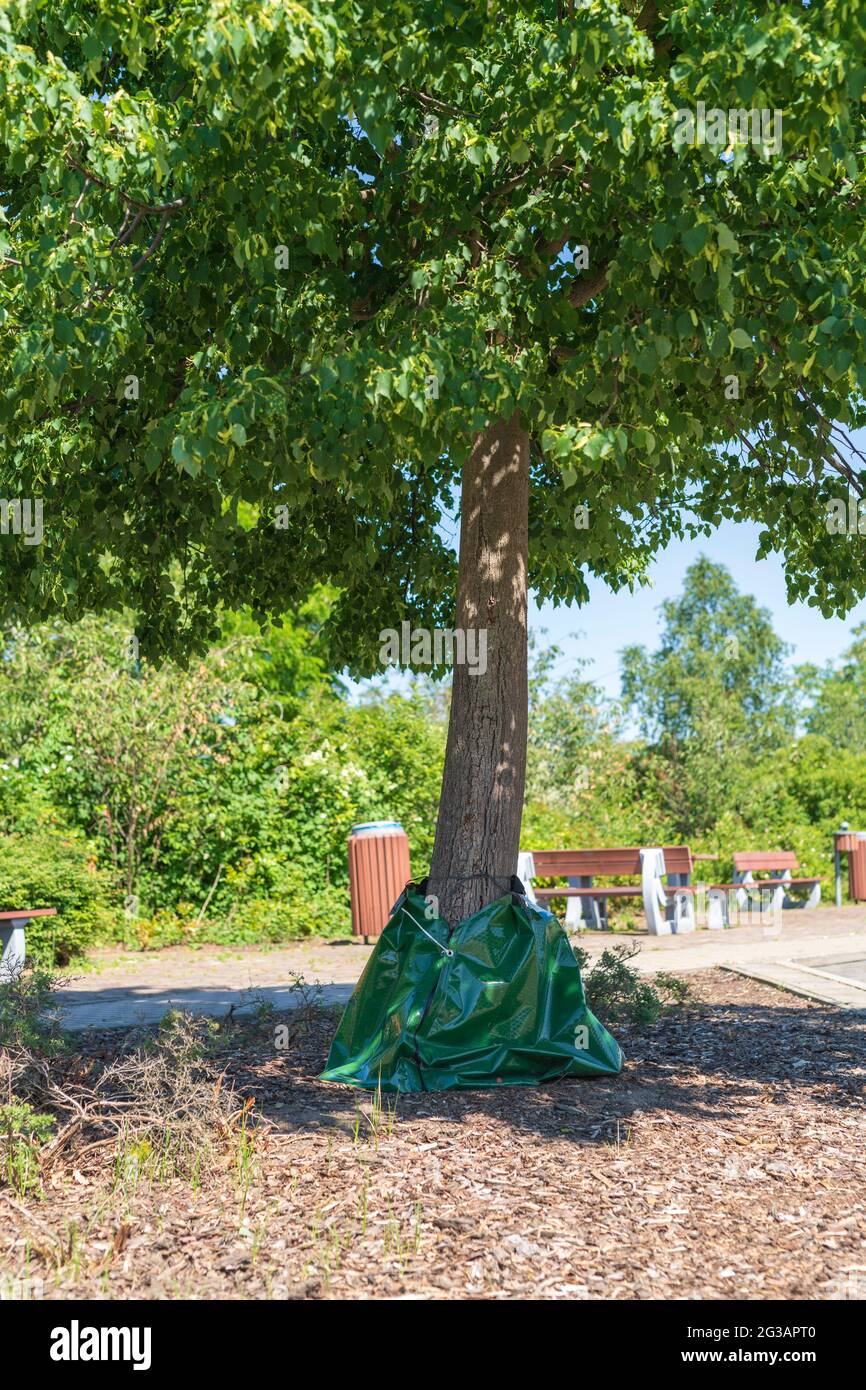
[621,557,794,830]
[526,635,622,812]
[0,617,249,906]
[1,1,866,923]
[798,624,866,747]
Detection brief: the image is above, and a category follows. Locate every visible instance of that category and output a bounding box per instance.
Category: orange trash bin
[850,838,866,902]
[347,821,411,943]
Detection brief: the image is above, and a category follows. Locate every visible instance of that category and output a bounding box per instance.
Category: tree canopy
[2,0,865,664]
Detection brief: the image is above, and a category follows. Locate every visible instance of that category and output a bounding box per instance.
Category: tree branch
[130,211,172,273]
[65,155,187,216]
[570,265,608,308]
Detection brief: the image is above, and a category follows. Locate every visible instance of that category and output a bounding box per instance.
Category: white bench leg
[516,852,538,904]
[707,888,727,929]
[0,918,27,972]
[673,890,696,933]
[664,872,680,930]
[641,848,671,935]
[666,873,695,933]
[564,882,583,930]
[806,880,821,909]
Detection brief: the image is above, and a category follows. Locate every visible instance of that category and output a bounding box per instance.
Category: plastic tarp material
[321,879,622,1092]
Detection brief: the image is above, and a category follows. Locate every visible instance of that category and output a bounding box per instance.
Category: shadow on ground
[205,989,866,1149]
[53,981,354,1030]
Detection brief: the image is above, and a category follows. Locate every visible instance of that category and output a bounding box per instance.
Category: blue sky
[536,420,866,699]
[531,516,866,703]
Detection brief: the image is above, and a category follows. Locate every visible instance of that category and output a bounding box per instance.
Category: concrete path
[620,908,866,973]
[723,948,866,1010]
[624,905,866,1008]
[52,904,866,1030]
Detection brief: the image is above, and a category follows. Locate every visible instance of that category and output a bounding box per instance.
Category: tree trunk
[427,412,530,926]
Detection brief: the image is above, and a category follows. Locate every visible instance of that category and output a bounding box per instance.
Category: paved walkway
[52,904,866,1029]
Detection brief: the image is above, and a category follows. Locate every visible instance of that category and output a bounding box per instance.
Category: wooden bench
[0,908,57,972]
[709,852,821,920]
[517,847,697,935]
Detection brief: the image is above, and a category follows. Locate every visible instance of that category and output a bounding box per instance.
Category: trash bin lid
[351,820,404,836]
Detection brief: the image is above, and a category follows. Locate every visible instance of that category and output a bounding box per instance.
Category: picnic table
[518,844,824,935]
[517,846,696,935]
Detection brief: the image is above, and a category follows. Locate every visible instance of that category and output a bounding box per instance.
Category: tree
[799,623,866,747]
[525,635,619,811]
[1,2,865,923]
[621,557,793,831]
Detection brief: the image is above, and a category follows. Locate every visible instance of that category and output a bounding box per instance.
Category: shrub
[575,942,690,1026]
[0,828,114,963]
[125,871,350,948]
[0,765,61,836]
[224,877,349,941]
[0,960,64,1053]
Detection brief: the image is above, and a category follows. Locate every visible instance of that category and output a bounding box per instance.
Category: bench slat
[534,886,644,899]
[532,850,641,876]
[710,877,821,891]
[0,908,57,920]
[531,845,694,878]
[733,852,799,871]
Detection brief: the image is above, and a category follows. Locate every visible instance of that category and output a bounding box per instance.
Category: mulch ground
[2,969,864,1300]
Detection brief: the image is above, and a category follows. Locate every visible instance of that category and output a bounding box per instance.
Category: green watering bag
[321,877,622,1092]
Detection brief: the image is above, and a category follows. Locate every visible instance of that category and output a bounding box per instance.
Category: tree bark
[427,411,530,926]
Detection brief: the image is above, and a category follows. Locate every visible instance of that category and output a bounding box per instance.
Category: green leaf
[682,225,709,256]
[716,223,738,253]
[651,223,674,251]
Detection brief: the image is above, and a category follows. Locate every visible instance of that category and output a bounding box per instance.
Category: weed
[353,1079,398,1149]
[0,1099,55,1194]
[235,1104,259,1217]
[383,1201,423,1271]
[357,1169,369,1235]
